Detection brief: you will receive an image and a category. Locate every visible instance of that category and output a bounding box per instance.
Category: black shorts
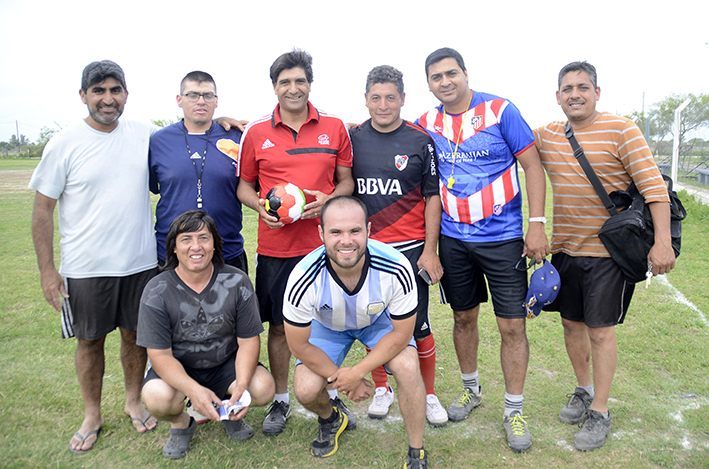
[397,243,432,340]
[543,253,635,327]
[439,236,527,319]
[255,254,304,325]
[225,250,249,275]
[62,268,158,341]
[143,356,266,399]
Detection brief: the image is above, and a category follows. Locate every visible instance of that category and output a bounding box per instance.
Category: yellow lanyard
[443,92,474,189]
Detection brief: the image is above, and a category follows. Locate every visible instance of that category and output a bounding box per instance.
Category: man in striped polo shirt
[534,61,675,451]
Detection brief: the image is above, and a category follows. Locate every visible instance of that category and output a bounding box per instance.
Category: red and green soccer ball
[265,182,306,224]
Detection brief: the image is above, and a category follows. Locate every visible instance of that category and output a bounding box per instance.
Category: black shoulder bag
[564,122,686,283]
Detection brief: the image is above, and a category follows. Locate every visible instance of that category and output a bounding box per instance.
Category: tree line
[1,126,59,158]
[626,92,709,156]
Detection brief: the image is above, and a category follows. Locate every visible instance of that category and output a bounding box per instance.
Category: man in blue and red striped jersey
[415,47,549,453]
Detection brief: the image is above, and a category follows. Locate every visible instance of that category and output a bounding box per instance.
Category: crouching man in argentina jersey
[283,196,429,468]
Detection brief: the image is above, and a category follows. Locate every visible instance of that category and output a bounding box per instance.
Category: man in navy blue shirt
[149,71,247,272]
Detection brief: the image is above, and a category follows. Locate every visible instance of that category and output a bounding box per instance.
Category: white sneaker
[368,386,394,419]
[185,398,209,424]
[426,394,449,427]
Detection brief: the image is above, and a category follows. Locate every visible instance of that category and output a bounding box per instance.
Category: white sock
[461,371,480,393]
[504,393,523,417]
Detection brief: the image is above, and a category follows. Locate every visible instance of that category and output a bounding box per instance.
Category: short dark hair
[270,49,313,85]
[180,71,217,94]
[558,61,598,89]
[320,196,369,229]
[425,47,466,78]
[163,210,225,271]
[365,65,404,96]
[81,60,127,92]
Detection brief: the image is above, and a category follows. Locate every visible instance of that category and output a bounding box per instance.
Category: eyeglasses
[181,92,217,103]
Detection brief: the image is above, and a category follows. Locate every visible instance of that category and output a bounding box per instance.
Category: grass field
[0,158,707,468]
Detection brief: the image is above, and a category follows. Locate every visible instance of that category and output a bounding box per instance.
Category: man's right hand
[257,198,285,230]
[41,267,68,312]
[188,386,222,421]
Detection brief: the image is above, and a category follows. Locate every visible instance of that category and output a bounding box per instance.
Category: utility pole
[672,98,692,184]
[646,110,658,141]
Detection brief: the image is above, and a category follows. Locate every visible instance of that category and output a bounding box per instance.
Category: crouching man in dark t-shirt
[137,210,275,459]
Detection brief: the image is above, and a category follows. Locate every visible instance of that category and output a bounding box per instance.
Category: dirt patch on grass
[0,170,33,194]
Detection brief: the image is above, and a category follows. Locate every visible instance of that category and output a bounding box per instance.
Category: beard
[327,245,366,271]
[90,104,123,126]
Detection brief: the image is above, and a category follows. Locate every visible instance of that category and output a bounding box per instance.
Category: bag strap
[564,122,618,216]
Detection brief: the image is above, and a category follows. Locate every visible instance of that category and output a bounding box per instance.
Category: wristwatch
[528,216,547,224]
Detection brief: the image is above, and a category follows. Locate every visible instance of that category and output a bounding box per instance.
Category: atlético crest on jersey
[394,154,409,171]
[471,115,483,130]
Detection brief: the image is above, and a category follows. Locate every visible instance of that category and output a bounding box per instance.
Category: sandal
[132,413,157,433]
[68,428,102,454]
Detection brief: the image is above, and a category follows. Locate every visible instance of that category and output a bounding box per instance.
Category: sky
[1,0,708,144]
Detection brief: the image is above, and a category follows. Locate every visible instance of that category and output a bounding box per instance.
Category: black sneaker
[330,396,356,430]
[311,407,348,458]
[262,400,291,435]
[575,409,611,451]
[404,448,429,468]
[560,387,593,424]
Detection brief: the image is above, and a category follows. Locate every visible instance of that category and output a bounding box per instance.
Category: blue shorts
[299,312,416,368]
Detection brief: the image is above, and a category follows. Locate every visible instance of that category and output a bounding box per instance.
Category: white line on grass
[655,275,709,329]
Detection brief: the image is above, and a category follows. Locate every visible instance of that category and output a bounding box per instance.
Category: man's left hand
[648,242,675,275]
[225,386,250,420]
[417,250,444,285]
[301,189,329,220]
[215,117,249,132]
[522,223,550,263]
[346,379,375,402]
[328,367,374,401]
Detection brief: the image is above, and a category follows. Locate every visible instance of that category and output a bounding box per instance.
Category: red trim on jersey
[513,141,534,157]
[404,120,431,137]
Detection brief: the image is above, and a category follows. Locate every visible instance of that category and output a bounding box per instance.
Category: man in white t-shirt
[29,60,160,454]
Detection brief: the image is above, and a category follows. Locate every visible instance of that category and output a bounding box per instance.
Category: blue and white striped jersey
[283,239,417,331]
